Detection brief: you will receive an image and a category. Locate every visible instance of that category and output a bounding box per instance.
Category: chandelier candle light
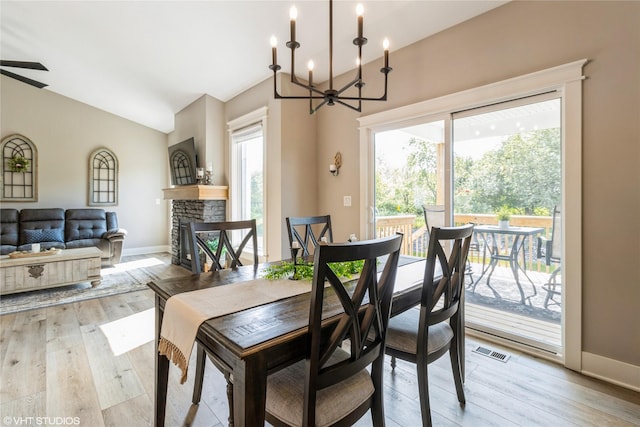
[269,0,392,114]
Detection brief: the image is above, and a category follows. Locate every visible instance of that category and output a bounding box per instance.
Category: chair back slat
[187,219,258,273]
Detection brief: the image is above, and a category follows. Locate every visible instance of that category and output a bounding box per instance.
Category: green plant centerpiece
[263,259,365,281]
[7,155,30,173]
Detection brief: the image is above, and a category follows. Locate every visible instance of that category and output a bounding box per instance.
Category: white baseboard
[122,245,171,257]
[581,351,640,392]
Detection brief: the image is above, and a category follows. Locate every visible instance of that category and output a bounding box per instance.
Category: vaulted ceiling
[1,1,507,133]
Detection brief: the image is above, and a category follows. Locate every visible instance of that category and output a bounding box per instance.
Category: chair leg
[390,355,397,370]
[193,346,235,427]
[449,343,466,405]
[417,362,433,427]
[224,370,234,427]
[370,356,386,426]
[192,345,206,404]
[543,287,552,309]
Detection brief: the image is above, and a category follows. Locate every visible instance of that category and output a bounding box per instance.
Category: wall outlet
[344,196,352,207]
[155,198,161,205]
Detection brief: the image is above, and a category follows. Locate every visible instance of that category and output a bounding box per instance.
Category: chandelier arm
[290,79,325,97]
[333,99,362,112]
[335,75,363,96]
[275,93,328,100]
[310,99,330,114]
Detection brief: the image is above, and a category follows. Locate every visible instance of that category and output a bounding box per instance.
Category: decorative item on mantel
[195,167,205,184]
[205,163,213,185]
[268,0,392,114]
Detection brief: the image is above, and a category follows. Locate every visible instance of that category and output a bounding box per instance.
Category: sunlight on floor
[101,256,164,276]
[99,308,154,356]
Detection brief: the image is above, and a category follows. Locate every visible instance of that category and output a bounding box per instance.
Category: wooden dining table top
[148,257,426,354]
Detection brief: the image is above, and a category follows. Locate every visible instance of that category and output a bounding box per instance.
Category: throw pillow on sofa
[23,228,65,244]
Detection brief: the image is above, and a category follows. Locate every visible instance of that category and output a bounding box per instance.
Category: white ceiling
[1,1,507,133]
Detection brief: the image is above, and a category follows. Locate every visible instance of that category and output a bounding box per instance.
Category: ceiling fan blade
[0,69,48,88]
[0,60,48,71]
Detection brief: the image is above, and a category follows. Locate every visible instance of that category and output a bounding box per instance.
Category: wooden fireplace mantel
[162,185,228,201]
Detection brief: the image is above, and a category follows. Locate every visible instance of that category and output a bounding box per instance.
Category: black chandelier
[268,0,392,114]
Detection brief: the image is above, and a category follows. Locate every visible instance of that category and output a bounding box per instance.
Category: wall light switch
[344,196,352,207]
[155,198,161,205]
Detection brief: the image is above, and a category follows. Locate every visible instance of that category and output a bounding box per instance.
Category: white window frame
[228,107,268,259]
[358,59,586,370]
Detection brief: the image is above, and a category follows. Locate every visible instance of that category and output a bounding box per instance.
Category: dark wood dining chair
[385,224,474,427]
[187,219,258,425]
[187,219,258,273]
[286,214,333,256]
[537,206,561,308]
[265,234,404,427]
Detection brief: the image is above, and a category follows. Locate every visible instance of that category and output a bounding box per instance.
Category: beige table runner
[158,259,425,384]
[159,278,312,383]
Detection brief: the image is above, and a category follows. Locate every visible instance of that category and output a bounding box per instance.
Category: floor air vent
[472,345,511,362]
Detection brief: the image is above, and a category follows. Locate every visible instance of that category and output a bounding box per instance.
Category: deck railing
[375,213,554,271]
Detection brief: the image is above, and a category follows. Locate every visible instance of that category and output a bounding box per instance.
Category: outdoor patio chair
[537,206,561,308]
[286,214,333,256]
[423,205,482,285]
[385,224,474,427]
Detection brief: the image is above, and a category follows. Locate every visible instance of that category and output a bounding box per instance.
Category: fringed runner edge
[159,336,189,384]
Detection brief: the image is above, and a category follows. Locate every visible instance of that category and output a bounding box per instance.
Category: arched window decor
[89,147,118,206]
[1,134,38,202]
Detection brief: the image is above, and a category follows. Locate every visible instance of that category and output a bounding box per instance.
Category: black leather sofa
[0,208,127,266]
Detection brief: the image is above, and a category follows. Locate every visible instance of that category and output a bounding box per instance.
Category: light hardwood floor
[1,278,638,426]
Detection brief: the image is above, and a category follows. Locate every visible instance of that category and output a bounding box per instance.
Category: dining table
[471,224,544,304]
[148,256,429,427]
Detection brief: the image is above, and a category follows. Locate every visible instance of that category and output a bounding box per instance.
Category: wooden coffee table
[0,247,102,295]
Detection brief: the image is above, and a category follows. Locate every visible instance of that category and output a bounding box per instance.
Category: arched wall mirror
[1,134,38,202]
[168,137,197,186]
[89,147,118,206]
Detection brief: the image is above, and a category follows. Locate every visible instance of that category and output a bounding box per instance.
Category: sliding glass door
[453,95,562,354]
[370,95,563,355]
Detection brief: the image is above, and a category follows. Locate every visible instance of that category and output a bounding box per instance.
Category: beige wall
[169,94,226,185]
[315,1,640,366]
[0,76,170,253]
[225,75,316,261]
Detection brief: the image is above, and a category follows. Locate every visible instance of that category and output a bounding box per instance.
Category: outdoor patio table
[471,225,544,304]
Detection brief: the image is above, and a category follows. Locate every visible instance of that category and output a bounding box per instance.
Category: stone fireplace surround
[162,185,228,269]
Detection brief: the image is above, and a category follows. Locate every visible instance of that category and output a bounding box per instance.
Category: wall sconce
[330,152,342,176]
